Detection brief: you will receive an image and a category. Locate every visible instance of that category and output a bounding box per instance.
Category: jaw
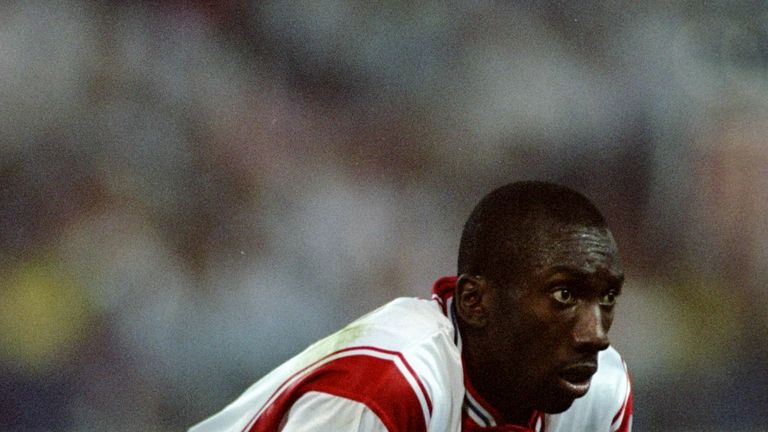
[537,395,577,414]
[532,373,592,414]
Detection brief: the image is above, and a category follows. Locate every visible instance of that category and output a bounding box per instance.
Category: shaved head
[457,181,608,286]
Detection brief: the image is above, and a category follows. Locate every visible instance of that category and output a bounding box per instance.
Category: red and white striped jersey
[190,277,633,432]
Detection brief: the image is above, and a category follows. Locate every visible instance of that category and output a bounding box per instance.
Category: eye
[599,290,618,306]
[552,288,577,305]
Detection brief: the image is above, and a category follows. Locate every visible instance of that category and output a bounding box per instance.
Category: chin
[538,397,576,414]
[535,386,580,414]
[535,373,592,413]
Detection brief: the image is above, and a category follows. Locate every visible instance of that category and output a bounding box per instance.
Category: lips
[557,363,597,398]
[560,363,597,383]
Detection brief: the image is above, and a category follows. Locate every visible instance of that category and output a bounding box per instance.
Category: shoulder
[359,297,454,338]
[317,297,461,366]
[234,297,462,432]
[292,297,463,431]
[277,297,454,364]
[329,297,465,424]
[361,298,465,430]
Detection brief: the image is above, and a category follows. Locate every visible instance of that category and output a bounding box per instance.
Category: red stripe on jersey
[611,364,633,431]
[246,349,430,432]
[615,387,633,432]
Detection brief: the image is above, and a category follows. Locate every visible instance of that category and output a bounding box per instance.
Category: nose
[573,303,610,353]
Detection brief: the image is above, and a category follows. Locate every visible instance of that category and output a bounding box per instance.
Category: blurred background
[1,1,767,431]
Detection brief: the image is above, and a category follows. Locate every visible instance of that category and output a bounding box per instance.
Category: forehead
[527,225,622,277]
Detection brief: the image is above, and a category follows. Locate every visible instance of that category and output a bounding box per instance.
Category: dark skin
[456,224,624,425]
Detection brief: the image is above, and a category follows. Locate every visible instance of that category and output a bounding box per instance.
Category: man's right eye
[552,288,577,305]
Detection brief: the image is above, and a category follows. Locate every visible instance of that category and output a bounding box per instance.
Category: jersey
[189,276,633,432]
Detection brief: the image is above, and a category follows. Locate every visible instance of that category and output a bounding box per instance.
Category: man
[191,181,633,431]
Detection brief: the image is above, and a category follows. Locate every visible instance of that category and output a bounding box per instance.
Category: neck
[459,320,535,426]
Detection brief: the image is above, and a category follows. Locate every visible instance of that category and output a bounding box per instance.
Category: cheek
[603,310,615,332]
[524,309,580,356]
[491,296,572,360]
[502,310,565,356]
[537,322,572,355]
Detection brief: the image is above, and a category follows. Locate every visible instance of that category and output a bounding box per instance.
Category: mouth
[557,363,597,398]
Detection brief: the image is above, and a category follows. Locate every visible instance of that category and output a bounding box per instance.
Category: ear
[455,274,492,328]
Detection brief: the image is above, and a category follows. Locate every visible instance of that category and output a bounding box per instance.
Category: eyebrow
[543,265,625,289]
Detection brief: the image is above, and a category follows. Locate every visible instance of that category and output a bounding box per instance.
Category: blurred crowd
[1,1,766,430]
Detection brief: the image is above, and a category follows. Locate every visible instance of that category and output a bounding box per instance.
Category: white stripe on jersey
[465,390,497,427]
[390,351,432,427]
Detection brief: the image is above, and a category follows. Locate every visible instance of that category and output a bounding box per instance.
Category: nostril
[575,336,609,354]
[572,306,609,352]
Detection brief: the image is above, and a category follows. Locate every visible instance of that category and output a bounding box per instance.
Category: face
[485,224,624,413]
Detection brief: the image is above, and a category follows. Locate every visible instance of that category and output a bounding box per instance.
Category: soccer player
[190,181,633,431]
